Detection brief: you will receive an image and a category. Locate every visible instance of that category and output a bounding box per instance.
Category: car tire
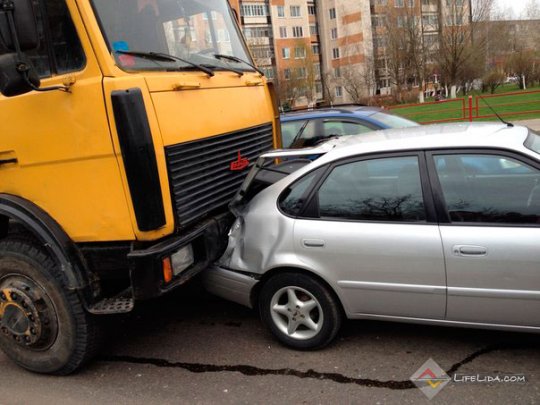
[0,238,102,375]
[259,272,342,350]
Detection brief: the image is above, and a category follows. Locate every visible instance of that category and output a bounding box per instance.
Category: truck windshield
[91,0,254,73]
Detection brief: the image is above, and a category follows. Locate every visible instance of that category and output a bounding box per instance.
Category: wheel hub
[0,277,58,350]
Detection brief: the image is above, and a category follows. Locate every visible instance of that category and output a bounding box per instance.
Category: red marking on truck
[230,151,249,171]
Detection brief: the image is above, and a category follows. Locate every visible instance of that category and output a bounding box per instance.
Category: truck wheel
[0,238,101,374]
[259,273,342,350]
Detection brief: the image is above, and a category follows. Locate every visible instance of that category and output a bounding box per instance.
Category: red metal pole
[475,96,479,118]
[468,96,473,122]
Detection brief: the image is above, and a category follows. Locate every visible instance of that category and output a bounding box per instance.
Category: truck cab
[0,0,278,374]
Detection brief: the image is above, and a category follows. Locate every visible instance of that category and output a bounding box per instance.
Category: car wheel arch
[250,266,348,317]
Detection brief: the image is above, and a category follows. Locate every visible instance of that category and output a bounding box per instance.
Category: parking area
[0,281,537,404]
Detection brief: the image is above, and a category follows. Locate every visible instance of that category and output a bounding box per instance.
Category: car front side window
[433,153,540,224]
[315,156,426,222]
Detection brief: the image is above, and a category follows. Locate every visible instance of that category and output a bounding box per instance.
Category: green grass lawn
[389,85,540,124]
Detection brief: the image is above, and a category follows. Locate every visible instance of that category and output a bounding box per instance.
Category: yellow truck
[0,0,278,374]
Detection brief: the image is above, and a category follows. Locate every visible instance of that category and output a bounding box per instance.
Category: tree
[340,56,377,104]
[522,0,540,19]
[507,49,536,89]
[436,0,493,97]
[482,69,505,93]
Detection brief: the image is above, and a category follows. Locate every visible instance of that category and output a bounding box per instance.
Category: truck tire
[0,238,101,374]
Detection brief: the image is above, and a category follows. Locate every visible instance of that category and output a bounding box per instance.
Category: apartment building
[370,0,472,94]
[237,0,374,107]
[317,0,374,103]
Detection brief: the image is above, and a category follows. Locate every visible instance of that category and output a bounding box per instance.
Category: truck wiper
[204,62,245,77]
[116,50,215,77]
[213,54,265,76]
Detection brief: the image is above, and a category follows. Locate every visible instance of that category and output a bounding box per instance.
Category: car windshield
[370,112,418,128]
[91,0,253,72]
[525,130,540,154]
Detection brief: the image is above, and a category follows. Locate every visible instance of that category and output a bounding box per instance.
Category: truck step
[88,297,134,315]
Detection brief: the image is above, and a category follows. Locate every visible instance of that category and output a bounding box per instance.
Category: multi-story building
[237,0,374,107]
[235,0,471,108]
[370,0,472,95]
[318,0,374,104]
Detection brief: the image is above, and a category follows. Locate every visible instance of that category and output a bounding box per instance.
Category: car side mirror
[0,0,39,52]
[0,52,40,97]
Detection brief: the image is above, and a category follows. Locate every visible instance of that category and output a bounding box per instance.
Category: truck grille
[166,123,274,227]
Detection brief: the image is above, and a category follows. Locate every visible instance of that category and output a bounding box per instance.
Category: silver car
[204,123,540,349]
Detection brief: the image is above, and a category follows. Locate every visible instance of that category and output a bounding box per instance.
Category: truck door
[0,0,133,242]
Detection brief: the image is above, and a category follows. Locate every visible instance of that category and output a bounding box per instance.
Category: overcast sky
[495,0,532,17]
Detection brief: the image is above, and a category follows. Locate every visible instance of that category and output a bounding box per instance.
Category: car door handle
[302,239,325,248]
[453,245,488,257]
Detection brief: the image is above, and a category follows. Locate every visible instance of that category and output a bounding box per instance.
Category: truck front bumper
[128,213,232,300]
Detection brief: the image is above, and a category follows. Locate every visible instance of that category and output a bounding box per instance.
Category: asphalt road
[0,280,538,405]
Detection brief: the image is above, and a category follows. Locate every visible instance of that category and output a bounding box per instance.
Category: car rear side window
[279,167,325,216]
[316,156,426,222]
[434,154,540,224]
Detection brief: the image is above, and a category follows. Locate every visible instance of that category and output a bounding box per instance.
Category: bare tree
[482,69,505,93]
[522,0,540,19]
[436,0,493,97]
[378,3,427,102]
[321,71,336,106]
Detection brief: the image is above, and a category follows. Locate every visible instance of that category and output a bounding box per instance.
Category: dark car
[281,105,418,148]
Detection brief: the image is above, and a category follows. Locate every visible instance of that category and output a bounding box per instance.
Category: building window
[250,45,273,59]
[244,26,272,39]
[408,0,414,6]
[329,8,336,19]
[277,5,285,17]
[331,28,338,39]
[308,4,316,15]
[371,15,384,27]
[310,24,318,36]
[297,67,307,78]
[395,0,404,7]
[335,86,343,97]
[311,44,320,54]
[334,67,341,77]
[295,47,306,59]
[241,4,269,17]
[292,26,304,37]
[279,26,287,38]
[332,47,340,59]
[314,63,321,78]
[290,5,301,17]
[284,68,291,80]
[262,67,275,79]
[282,47,290,59]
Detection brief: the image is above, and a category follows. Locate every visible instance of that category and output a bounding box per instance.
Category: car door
[291,153,447,319]
[428,150,540,327]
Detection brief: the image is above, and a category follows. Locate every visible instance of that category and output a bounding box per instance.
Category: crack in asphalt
[100,344,522,389]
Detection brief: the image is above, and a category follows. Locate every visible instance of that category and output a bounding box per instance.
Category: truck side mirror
[0,52,40,97]
[0,0,39,52]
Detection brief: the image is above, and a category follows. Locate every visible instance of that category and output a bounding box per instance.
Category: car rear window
[525,130,540,154]
[370,112,418,128]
